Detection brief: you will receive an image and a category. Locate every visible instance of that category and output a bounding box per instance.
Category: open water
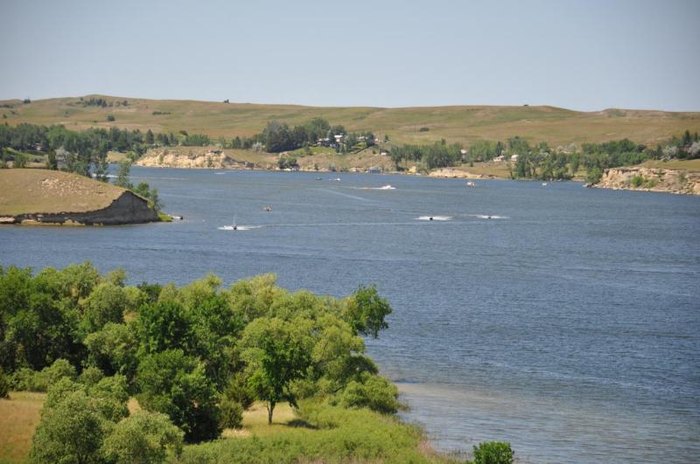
[2,168,698,463]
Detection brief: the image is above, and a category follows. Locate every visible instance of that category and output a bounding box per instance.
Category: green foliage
[78,365,105,387]
[222,372,255,410]
[585,166,603,184]
[277,154,298,170]
[80,282,130,335]
[85,322,138,379]
[240,317,313,424]
[218,397,244,429]
[136,349,221,443]
[179,401,438,464]
[30,389,108,464]
[472,441,514,464]
[344,284,392,338]
[115,159,133,189]
[42,358,77,386]
[390,142,462,170]
[630,175,644,187]
[339,373,401,414]
[103,411,183,464]
[136,301,196,355]
[0,367,9,398]
[1,263,403,455]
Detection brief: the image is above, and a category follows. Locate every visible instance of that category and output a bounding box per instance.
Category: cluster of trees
[389,141,463,170]
[253,118,375,154]
[114,160,163,212]
[461,131,700,183]
[0,264,397,462]
[0,123,215,173]
[78,97,129,108]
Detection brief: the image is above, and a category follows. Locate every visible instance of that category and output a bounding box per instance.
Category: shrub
[30,390,107,464]
[339,374,401,414]
[630,175,644,188]
[472,441,514,464]
[103,411,183,464]
[10,368,41,391]
[219,397,243,429]
[40,358,77,387]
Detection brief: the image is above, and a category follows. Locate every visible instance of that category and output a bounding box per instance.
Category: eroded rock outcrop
[593,167,700,195]
[428,168,486,179]
[136,149,251,169]
[0,169,160,225]
[2,191,158,225]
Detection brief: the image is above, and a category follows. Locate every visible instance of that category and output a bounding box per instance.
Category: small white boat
[466,181,476,187]
[378,185,395,190]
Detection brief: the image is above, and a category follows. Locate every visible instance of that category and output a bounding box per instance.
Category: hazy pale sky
[2,0,699,111]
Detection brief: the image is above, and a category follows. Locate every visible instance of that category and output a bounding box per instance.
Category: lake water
[2,167,699,463]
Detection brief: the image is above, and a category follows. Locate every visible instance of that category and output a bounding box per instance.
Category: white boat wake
[416,215,452,221]
[472,214,508,220]
[218,225,261,231]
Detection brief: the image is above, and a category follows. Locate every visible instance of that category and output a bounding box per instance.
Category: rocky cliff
[593,167,700,195]
[4,191,159,225]
[0,169,160,225]
[135,149,251,169]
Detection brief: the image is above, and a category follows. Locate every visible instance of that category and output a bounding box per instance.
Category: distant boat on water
[466,181,476,187]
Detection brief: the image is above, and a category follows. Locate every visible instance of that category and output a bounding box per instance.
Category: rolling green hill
[2,95,698,147]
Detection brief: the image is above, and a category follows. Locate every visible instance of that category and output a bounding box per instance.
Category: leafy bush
[30,390,108,464]
[630,175,645,187]
[41,358,77,387]
[339,373,401,414]
[472,441,514,464]
[103,411,183,464]
[11,359,77,392]
[10,368,42,391]
[218,397,243,429]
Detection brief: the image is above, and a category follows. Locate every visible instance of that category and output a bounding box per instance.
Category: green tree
[343,284,392,338]
[218,397,244,429]
[472,441,514,464]
[240,317,313,424]
[136,301,196,355]
[114,160,133,189]
[339,373,401,414]
[136,349,221,442]
[30,390,107,464]
[85,322,138,379]
[79,282,129,335]
[263,120,293,152]
[103,411,183,464]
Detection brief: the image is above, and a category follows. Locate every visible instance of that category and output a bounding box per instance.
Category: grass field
[640,158,700,170]
[2,95,698,148]
[0,392,45,464]
[0,395,456,464]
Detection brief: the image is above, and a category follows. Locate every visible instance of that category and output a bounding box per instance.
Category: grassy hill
[0,169,125,216]
[2,95,699,147]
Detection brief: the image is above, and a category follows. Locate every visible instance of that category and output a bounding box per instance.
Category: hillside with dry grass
[0,169,127,216]
[2,95,699,148]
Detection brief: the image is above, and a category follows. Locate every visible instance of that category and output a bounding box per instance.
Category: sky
[2,0,699,111]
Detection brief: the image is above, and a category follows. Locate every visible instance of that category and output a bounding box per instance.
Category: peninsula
[0,169,159,225]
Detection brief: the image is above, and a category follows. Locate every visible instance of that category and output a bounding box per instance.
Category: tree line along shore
[0,264,514,464]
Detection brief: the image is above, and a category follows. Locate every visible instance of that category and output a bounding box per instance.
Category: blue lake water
[2,167,699,463]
